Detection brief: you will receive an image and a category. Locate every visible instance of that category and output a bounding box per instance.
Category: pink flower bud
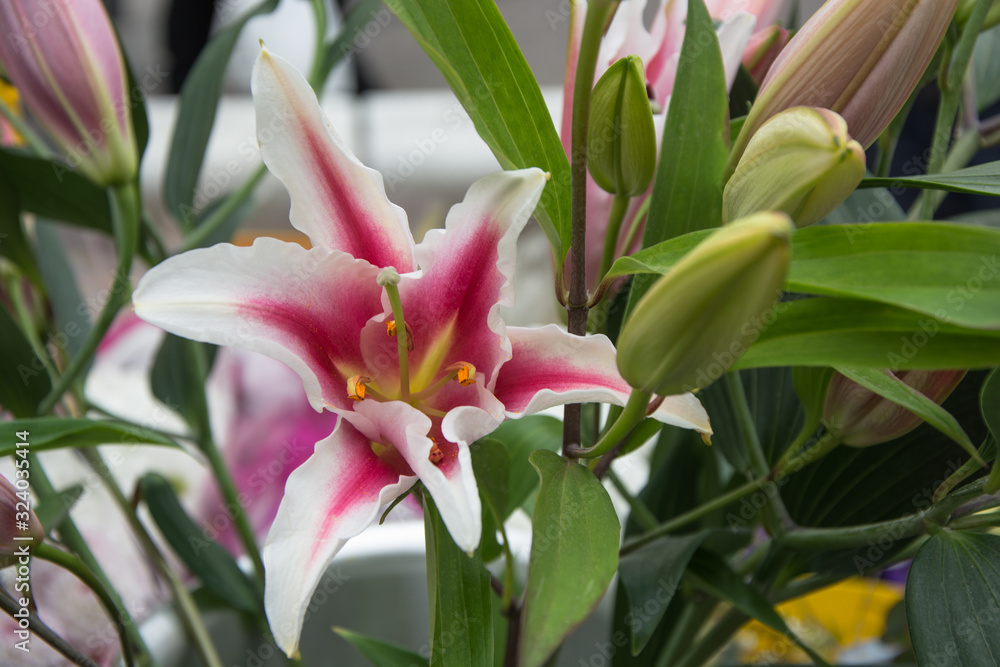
[0,0,137,185]
[0,473,43,555]
[742,25,789,86]
[730,0,960,170]
[823,370,967,447]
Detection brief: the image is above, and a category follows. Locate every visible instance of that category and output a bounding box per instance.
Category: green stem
[654,599,716,667]
[599,194,630,281]
[181,164,267,252]
[81,448,224,667]
[675,607,745,667]
[0,588,100,667]
[779,478,989,552]
[569,388,650,458]
[182,338,267,586]
[564,0,619,455]
[917,0,992,219]
[308,0,329,89]
[621,476,770,555]
[26,454,152,663]
[38,182,138,414]
[606,469,658,531]
[34,543,136,667]
[771,428,841,480]
[725,373,794,535]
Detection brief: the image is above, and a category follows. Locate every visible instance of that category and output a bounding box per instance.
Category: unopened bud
[0,473,43,555]
[617,212,794,396]
[742,25,789,86]
[724,107,865,227]
[587,55,657,197]
[729,0,960,171]
[824,370,966,447]
[0,0,138,185]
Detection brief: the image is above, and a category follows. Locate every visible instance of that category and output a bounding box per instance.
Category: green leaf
[0,307,51,417]
[471,438,509,564]
[862,161,1000,198]
[150,334,215,432]
[612,222,1000,330]
[34,221,91,358]
[982,369,1000,442]
[317,0,388,84]
[0,179,41,284]
[975,23,1000,111]
[686,550,830,666]
[488,416,563,517]
[0,418,176,457]
[822,186,904,225]
[618,532,709,654]
[907,531,1000,666]
[163,0,280,227]
[334,627,429,667]
[139,473,260,613]
[734,298,1000,371]
[424,493,492,667]
[33,484,84,533]
[836,366,979,462]
[782,371,991,534]
[519,451,620,667]
[625,0,728,312]
[390,0,570,262]
[0,150,111,232]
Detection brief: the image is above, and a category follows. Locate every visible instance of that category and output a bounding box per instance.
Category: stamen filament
[378,268,410,401]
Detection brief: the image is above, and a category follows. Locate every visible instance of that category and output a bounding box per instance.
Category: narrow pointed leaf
[983,369,1000,441]
[618,532,709,654]
[139,473,260,613]
[0,307,51,417]
[625,0,728,312]
[334,627,429,667]
[150,334,216,433]
[33,484,84,533]
[0,150,111,232]
[34,221,91,358]
[425,494,492,667]
[686,551,830,666]
[863,161,1000,197]
[836,366,979,462]
[163,0,280,227]
[519,450,619,667]
[0,418,176,457]
[907,531,1000,666]
[471,438,509,564]
[733,299,1000,371]
[611,223,1000,330]
[390,0,570,262]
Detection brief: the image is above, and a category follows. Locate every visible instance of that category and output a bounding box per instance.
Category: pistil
[377,267,411,402]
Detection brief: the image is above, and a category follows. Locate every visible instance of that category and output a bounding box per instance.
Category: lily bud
[724,107,865,227]
[617,212,794,396]
[823,370,967,447]
[588,55,657,197]
[729,0,960,170]
[742,25,789,86]
[0,473,43,555]
[0,0,137,185]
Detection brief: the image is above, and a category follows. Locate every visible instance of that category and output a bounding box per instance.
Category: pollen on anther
[347,375,370,401]
[386,319,415,351]
[428,440,445,464]
[451,362,476,386]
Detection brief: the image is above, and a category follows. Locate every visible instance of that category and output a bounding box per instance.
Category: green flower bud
[587,55,656,197]
[724,107,865,227]
[617,212,794,396]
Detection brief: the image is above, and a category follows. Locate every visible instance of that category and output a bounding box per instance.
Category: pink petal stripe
[388,169,546,394]
[345,401,482,553]
[133,239,383,412]
[263,419,416,656]
[494,325,711,434]
[252,49,416,270]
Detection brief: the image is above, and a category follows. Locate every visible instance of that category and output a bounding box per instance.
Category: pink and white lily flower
[133,49,711,656]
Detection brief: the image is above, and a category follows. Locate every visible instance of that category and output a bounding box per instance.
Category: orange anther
[386,320,414,351]
[347,375,370,402]
[448,362,476,386]
[428,441,445,464]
